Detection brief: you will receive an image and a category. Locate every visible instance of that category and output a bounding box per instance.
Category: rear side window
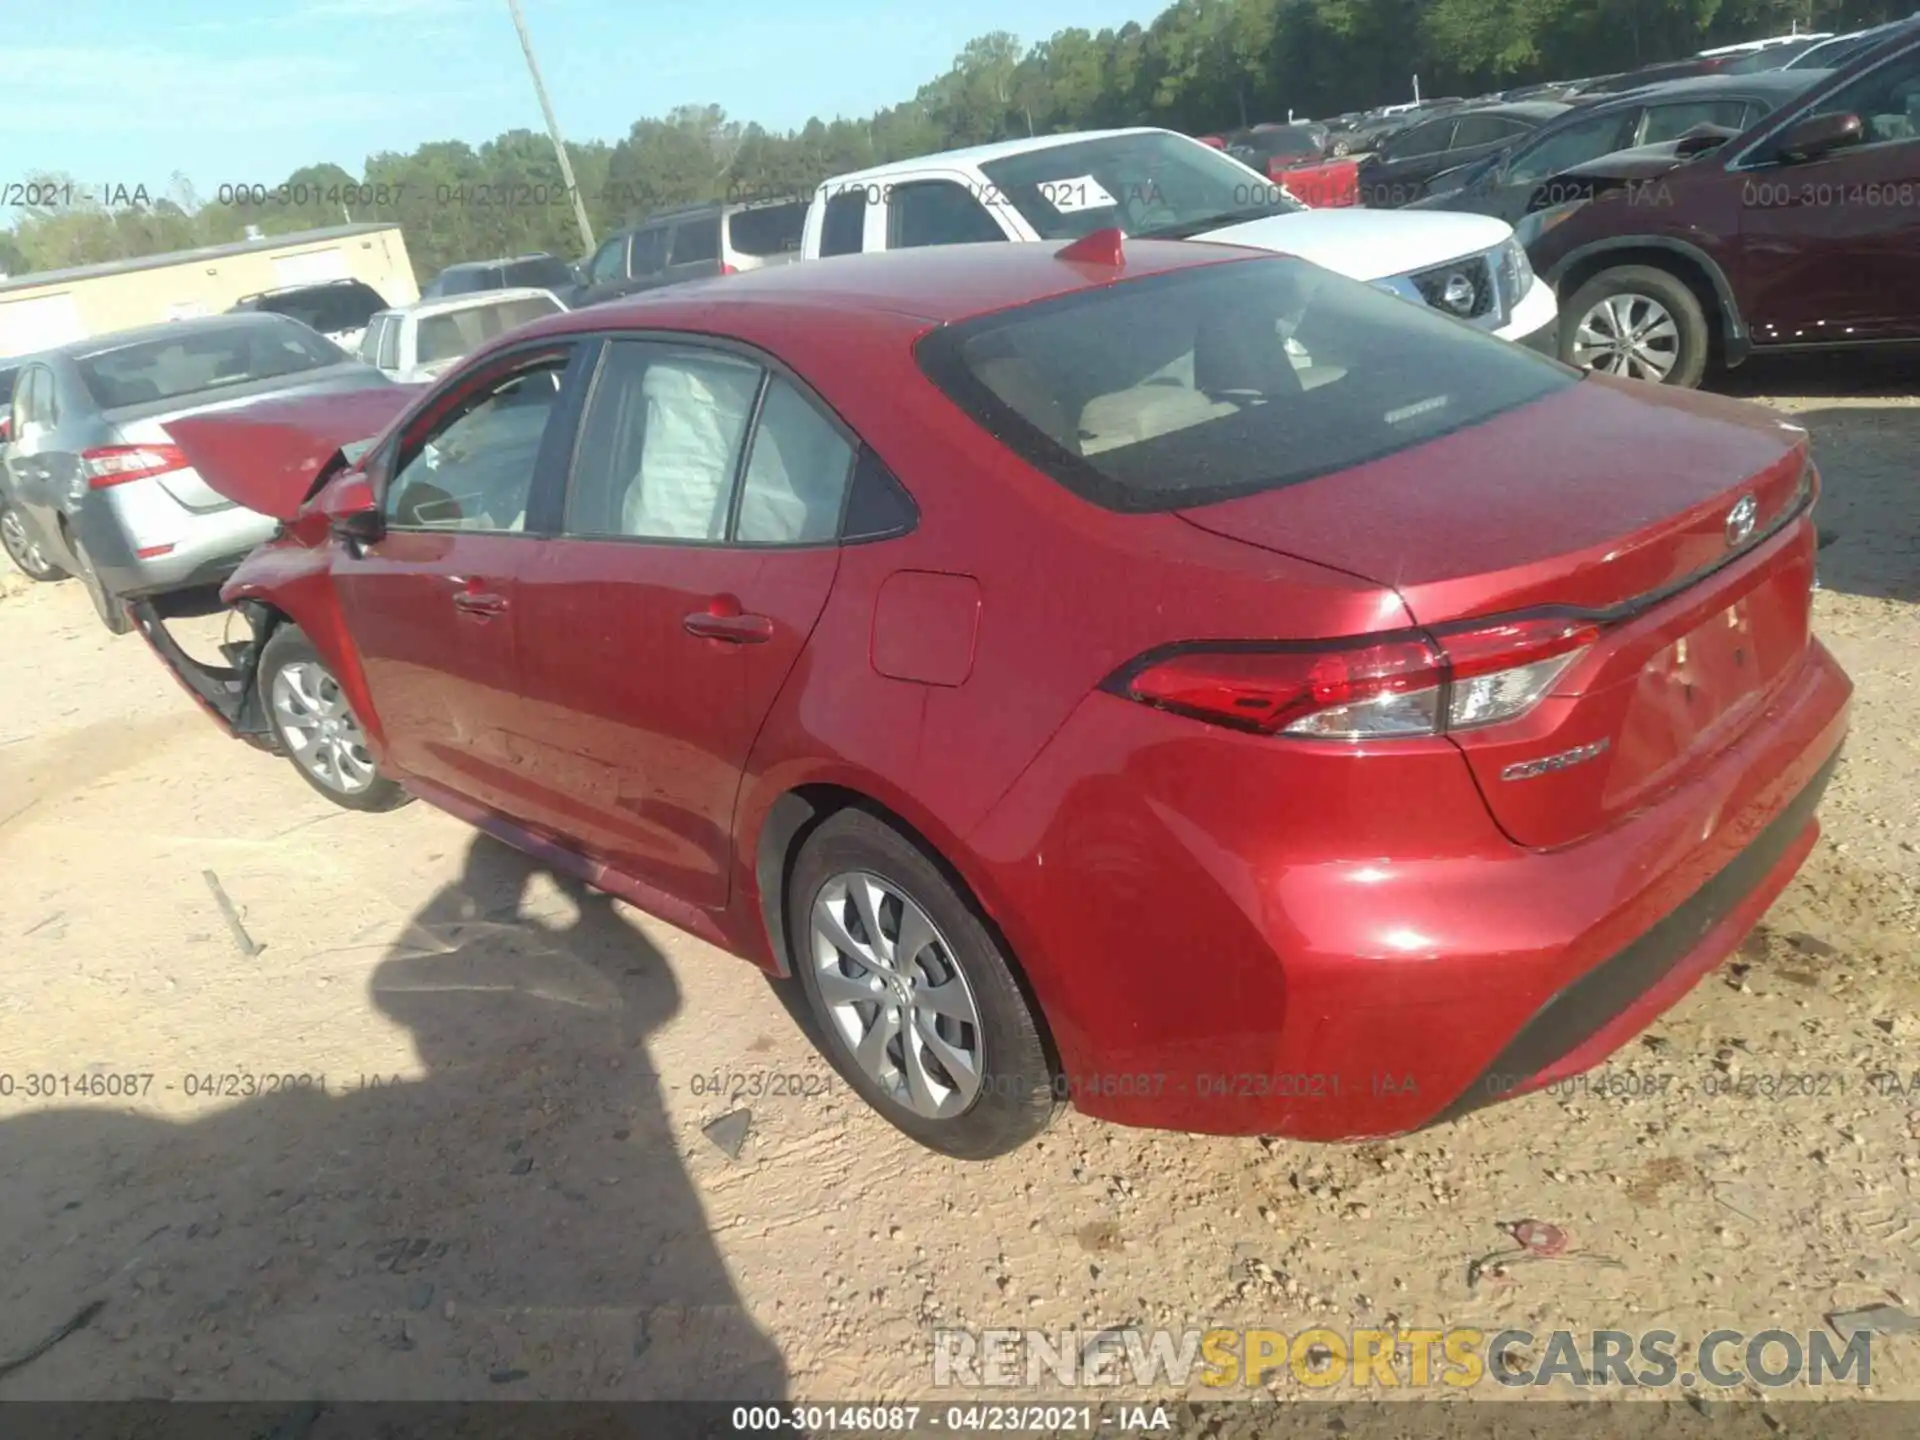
[1450,114,1530,147]
[820,189,868,256]
[377,318,401,370]
[358,317,385,364]
[631,227,669,275]
[915,257,1574,514]
[77,319,345,410]
[503,256,576,289]
[889,181,1008,248]
[727,201,807,258]
[415,295,564,367]
[669,218,721,265]
[1383,118,1457,158]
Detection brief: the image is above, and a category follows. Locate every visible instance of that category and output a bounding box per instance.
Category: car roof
[823,128,1172,187]
[439,254,561,272]
[392,287,563,320]
[512,238,1268,349]
[1581,68,1832,107]
[1449,101,1571,120]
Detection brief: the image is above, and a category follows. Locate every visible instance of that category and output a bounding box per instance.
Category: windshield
[414,294,564,366]
[916,255,1572,513]
[77,318,348,409]
[977,131,1306,242]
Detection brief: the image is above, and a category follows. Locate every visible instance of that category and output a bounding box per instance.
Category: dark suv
[1412,70,1830,223]
[1517,28,1920,387]
[229,278,389,351]
[419,252,585,306]
[573,197,808,308]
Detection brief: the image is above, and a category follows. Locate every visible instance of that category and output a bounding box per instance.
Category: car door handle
[452,591,508,617]
[683,603,772,644]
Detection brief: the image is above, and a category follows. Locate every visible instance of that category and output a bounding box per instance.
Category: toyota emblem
[1725,494,1758,547]
[1441,272,1477,314]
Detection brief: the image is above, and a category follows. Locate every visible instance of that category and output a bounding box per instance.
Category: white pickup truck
[799,127,1559,352]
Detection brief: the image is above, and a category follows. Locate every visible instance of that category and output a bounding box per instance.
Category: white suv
[801,128,1559,352]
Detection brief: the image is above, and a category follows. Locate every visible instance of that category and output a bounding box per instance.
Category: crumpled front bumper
[128,597,279,752]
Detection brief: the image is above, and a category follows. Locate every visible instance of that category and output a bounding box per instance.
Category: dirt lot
[1,362,1916,1407]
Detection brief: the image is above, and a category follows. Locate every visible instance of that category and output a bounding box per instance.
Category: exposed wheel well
[754,783,1061,1073]
[1556,248,1728,362]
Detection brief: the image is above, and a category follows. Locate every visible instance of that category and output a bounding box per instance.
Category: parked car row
[104,227,1851,1161]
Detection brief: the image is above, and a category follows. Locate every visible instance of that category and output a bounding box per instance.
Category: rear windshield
[77,319,347,410]
[252,282,386,334]
[976,130,1306,242]
[915,256,1575,513]
[726,201,807,257]
[415,294,564,366]
[501,256,576,290]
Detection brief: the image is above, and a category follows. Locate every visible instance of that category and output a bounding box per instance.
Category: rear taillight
[1108,617,1599,741]
[720,261,738,276]
[83,444,189,488]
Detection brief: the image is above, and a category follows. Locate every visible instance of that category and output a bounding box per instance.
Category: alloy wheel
[1570,292,1681,382]
[2,507,51,577]
[270,660,376,795]
[810,870,985,1120]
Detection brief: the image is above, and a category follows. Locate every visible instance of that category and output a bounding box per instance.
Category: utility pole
[507,0,595,255]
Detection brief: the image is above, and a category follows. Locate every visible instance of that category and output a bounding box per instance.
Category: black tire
[256,624,409,812]
[69,534,132,633]
[786,808,1057,1160]
[1558,263,1710,389]
[1,502,66,582]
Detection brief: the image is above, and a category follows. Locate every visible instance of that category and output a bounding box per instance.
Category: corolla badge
[1500,737,1611,782]
[1725,494,1759,547]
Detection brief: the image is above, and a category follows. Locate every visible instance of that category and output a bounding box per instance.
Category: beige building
[0,224,420,358]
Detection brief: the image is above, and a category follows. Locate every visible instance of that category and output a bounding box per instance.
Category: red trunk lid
[163,385,425,521]
[1179,377,1817,847]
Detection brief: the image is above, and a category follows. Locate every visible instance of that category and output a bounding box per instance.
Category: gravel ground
[0,361,1914,1408]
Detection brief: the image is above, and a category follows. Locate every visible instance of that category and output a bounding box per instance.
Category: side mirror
[322,470,385,547]
[1771,110,1865,163]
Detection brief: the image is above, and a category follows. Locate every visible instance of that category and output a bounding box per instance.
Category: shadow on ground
[1716,354,1920,606]
[0,835,786,1401]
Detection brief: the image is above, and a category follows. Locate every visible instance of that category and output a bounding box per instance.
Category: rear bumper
[966,637,1851,1139]
[83,481,277,599]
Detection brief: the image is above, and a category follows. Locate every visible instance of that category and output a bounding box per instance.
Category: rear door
[1732,43,1920,341]
[332,341,588,805]
[510,336,854,906]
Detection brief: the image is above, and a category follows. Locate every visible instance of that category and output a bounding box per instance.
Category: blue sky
[1,0,1167,204]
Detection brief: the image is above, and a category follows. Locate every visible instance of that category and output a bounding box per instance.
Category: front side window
[978,130,1306,242]
[889,181,1008,248]
[385,355,568,532]
[589,237,630,284]
[915,256,1574,514]
[1797,47,1920,146]
[1640,98,1754,144]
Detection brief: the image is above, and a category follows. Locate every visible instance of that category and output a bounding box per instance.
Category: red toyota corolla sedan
[135,232,1851,1159]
